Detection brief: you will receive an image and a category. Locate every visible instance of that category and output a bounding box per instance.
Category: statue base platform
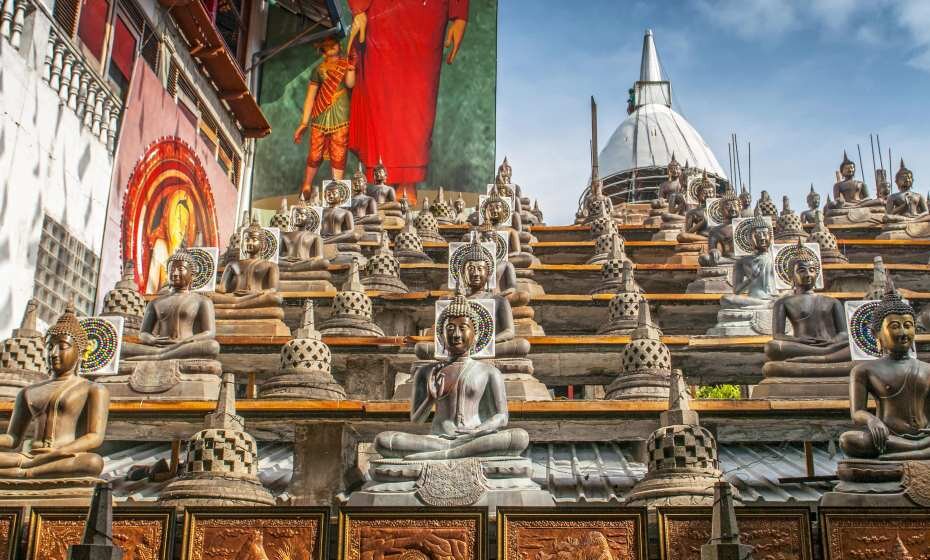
[515,269,545,297]
[821,459,928,508]
[625,469,726,508]
[604,372,671,400]
[104,359,222,400]
[362,275,408,294]
[279,270,336,293]
[324,244,367,266]
[157,475,275,509]
[0,477,103,507]
[259,369,347,400]
[753,361,853,399]
[318,316,384,337]
[216,317,290,337]
[381,215,404,229]
[668,242,707,265]
[877,221,930,239]
[347,456,553,511]
[705,307,772,336]
[0,369,47,400]
[685,266,733,294]
[824,207,884,226]
[514,317,545,337]
[358,230,382,243]
[396,359,549,401]
[651,227,684,241]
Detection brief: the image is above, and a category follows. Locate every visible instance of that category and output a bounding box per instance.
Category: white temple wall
[0,5,115,338]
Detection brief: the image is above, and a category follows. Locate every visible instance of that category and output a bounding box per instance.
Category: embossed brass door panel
[339,507,487,560]
[181,507,329,560]
[25,506,173,560]
[657,506,813,560]
[497,507,648,560]
[820,507,930,560]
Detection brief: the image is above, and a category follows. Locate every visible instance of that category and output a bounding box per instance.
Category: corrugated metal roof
[99,441,841,505]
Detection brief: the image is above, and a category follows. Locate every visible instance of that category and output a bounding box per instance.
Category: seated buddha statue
[739,186,753,217]
[755,246,852,398]
[705,215,778,334]
[839,287,930,460]
[0,304,109,479]
[824,151,884,225]
[123,249,221,362]
[698,192,743,267]
[647,154,686,230]
[278,203,334,292]
[475,228,542,336]
[212,219,288,335]
[879,160,930,239]
[349,168,383,241]
[377,289,529,461]
[479,186,536,269]
[452,194,469,224]
[676,173,717,244]
[367,161,405,228]
[495,157,538,226]
[319,180,364,264]
[800,185,820,225]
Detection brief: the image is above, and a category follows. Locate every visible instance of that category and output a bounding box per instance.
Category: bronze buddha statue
[800,185,820,225]
[824,151,884,225]
[0,304,109,479]
[879,160,930,239]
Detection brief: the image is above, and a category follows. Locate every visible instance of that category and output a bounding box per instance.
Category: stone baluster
[83,82,98,129]
[0,0,14,41]
[59,52,74,101]
[76,70,90,120]
[43,31,54,82]
[48,37,64,90]
[90,88,103,136]
[67,59,81,110]
[106,102,118,152]
[10,0,26,48]
[100,99,111,144]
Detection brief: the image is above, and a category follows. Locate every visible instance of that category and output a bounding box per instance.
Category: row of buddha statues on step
[0,266,927,510]
[642,151,930,243]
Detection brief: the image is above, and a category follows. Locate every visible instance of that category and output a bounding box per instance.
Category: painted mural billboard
[97,60,239,304]
[252,0,497,209]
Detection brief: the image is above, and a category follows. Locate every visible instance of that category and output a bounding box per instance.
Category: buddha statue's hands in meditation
[374,291,529,461]
[0,305,109,478]
[840,287,930,460]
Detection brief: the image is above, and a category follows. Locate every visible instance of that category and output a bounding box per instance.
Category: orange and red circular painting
[122,138,218,293]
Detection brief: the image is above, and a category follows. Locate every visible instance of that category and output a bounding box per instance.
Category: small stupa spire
[344,258,365,292]
[204,372,244,432]
[295,299,321,340]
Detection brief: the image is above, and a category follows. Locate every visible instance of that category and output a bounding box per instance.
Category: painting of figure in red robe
[252,0,496,210]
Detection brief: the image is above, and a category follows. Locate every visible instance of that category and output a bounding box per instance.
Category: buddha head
[242,219,265,259]
[749,215,773,253]
[453,195,466,213]
[872,286,916,356]
[323,181,350,208]
[789,244,819,291]
[896,159,913,192]
[292,204,313,230]
[373,161,388,184]
[722,192,742,222]
[697,173,716,203]
[352,167,367,196]
[840,151,856,180]
[440,290,480,357]
[667,153,681,179]
[739,186,751,209]
[167,248,195,291]
[46,303,89,376]
[457,236,494,293]
[497,156,513,185]
[807,185,820,210]
[482,186,510,226]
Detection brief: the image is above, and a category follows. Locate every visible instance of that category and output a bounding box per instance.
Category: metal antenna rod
[748,141,752,195]
[728,142,734,186]
[870,134,877,179]
[735,134,743,192]
[857,144,866,184]
[877,134,885,170]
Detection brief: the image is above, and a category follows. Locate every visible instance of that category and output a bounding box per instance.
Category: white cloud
[894,0,930,70]
[694,0,799,39]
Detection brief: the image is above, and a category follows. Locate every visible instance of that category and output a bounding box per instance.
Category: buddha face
[454,199,465,212]
[792,260,818,290]
[724,199,741,220]
[740,191,751,207]
[897,172,913,191]
[485,200,506,224]
[497,183,514,197]
[751,227,772,252]
[699,184,715,203]
[168,260,193,290]
[463,259,489,291]
[324,186,342,207]
[808,194,821,209]
[292,207,310,229]
[243,230,263,258]
[374,166,387,184]
[352,174,367,195]
[668,162,681,179]
[443,315,476,356]
[841,162,856,179]
[48,333,80,375]
[877,313,916,354]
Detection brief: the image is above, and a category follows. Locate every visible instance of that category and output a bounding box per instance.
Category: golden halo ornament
[848,300,882,359]
[705,198,724,226]
[188,247,218,292]
[447,241,497,289]
[773,242,821,290]
[78,316,123,374]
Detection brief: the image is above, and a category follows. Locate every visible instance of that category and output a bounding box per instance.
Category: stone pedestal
[515,269,545,298]
[752,361,853,399]
[347,456,553,512]
[877,220,930,240]
[278,270,336,293]
[0,477,102,508]
[705,307,771,336]
[652,225,684,241]
[215,307,290,337]
[824,206,884,226]
[669,242,706,265]
[821,459,928,508]
[101,359,222,401]
[686,265,733,294]
[323,244,367,266]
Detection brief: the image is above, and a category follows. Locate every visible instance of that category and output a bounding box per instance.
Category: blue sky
[496,0,930,225]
